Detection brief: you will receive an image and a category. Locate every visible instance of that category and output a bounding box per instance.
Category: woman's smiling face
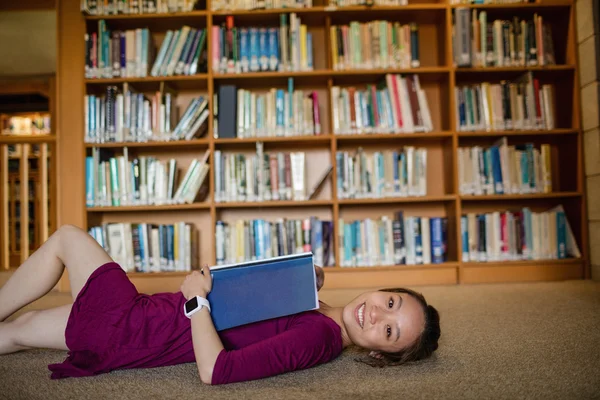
[342,290,426,354]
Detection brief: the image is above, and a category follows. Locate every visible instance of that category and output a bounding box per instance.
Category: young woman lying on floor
[0,224,441,385]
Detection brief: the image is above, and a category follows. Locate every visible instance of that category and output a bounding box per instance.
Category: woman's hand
[181,266,213,300]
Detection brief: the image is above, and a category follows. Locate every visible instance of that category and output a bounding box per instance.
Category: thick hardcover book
[206,252,319,331]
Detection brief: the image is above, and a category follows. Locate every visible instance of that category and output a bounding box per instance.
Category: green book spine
[109,158,120,206]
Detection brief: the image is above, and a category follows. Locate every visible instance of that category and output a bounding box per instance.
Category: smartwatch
[184,295,211,319]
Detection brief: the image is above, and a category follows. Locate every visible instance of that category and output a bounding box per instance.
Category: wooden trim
[40,144,49,242]
[0,145,8,269]
[19,145,30,262]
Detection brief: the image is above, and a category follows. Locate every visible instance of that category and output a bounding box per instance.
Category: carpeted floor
[1,280,599,400]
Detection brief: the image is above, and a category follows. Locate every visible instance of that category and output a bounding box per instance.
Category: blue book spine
[378,153,385,195]
[259,28,268,71]
[276,89,285,128]
[240,28,249,73]
[85,157,95,207]
[314,219,323,265]
[520,151,529,191]
[268,28,278,71]
[430,217,444,264]
[384,90,394,129]
[354,221,361,265]
[167,225,174,271]
[523,208,533,259]
[138,224,146,272]
[361,93,369,129]
[257,97,263,132]
[306,33,313,70]
[410,24,419,66]
[458,91,466,129]
[526,143,535,189]
[336,152,343,194]
[249,28,259,72]
[393,151,399,193]
[288,78,294,130]
[556,211,567,259]
[490,145,504,194]
[120,32,126,75]
[256,220,264,260]
[344,222,352,265]
[414,217,423,264]
[483,148,490,188]
[378,222,385,262]
[461,215,469,262]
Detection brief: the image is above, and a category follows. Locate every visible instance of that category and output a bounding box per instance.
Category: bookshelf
[55,0,588,293]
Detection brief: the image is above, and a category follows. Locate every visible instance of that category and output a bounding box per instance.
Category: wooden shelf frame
[55,0,587,291]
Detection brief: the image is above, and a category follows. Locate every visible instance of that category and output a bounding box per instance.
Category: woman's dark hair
[357,287,440,367]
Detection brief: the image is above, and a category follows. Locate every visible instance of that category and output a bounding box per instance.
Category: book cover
[207,252,319,331]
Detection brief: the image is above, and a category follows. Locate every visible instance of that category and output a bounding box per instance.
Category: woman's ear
[369,351,383,360]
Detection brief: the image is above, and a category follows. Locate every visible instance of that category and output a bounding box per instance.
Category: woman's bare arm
[180,269,223,384]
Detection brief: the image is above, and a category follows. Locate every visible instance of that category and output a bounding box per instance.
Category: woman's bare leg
[0,224,113,322]
[0,304,71,354]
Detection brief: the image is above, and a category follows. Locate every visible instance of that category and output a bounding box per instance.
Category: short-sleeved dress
[47,262,344,385]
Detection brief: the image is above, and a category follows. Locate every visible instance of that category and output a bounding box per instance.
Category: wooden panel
[0,145,8,269]
[19,145,30,262]
[0,0,55,11]
[460,261,584,284]
[40,143,49,242]
[322,267,458,289]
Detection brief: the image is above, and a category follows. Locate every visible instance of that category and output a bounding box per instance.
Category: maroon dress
[48,262,343,385]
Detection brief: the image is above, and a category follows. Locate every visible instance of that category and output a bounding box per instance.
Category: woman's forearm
[190,307,225,384]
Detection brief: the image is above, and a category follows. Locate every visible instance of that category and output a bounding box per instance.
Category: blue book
[307,33,313,70]
[207,252,319,331]
[430,217,444,264]
[490,145,504,194]
[276,89,285,128]
[556,210,567,259]
[259,28,268,71]
[85,157,95,207]
[240,28,249,72]
[268,28,278,71]
[249,28,259,72]
[344,222,352,265]
[413,217,423,264]
[461,215,469,262]
[167,225,174,271]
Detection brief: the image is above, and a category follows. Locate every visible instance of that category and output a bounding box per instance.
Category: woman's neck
[317,302,352,348]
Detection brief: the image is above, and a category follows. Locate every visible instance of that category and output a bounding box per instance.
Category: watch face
[185,297,199,314]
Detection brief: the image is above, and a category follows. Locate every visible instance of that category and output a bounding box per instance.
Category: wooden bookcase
[55,0,588,293]
[0,76,57,270]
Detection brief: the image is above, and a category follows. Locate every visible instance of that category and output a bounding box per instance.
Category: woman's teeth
[358,303,365,328]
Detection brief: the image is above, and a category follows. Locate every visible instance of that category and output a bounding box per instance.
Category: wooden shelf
[215,135,332,145]
[454,65,575,73]
[327,4,447,11]
[335,132,453,141]
[339,195,456,205]
[87,203,211,212]
[460,192,582,201]
[85,139,209,148]
[215,199,332,208]
[450,1,572,9]
[462,258,583,268]
[211,6,328,16]
[85,10,208,20]
[325,262,458,272]
[458,129,578,137]
[85,74,208,84]
[0,135,56,144]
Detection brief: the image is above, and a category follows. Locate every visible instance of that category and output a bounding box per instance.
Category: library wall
[578,0,600,280]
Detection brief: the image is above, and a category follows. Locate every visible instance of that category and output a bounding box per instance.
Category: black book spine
[217,85,237,138]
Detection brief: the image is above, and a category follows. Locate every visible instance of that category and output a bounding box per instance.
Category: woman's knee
[57,224,86,240]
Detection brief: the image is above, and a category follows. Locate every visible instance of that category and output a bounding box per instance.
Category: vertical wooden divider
[19,144,30,263]
[40,143,49,243]
[0,145,8,269]
[207,7,217,266]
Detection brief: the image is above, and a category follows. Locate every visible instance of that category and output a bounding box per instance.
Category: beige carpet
[1,280,599,400]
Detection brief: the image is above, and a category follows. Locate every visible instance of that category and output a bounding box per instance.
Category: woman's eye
[388,298,394,308]
[387,326,392,338]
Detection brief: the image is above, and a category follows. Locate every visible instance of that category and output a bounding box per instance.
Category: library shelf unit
[0,75,57,270]
[54,0,587,294]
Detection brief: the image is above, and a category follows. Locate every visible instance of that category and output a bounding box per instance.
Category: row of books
[150,27,208,77]
[85,148,210,207]
[451,0,536,5]
[329,0,408,6]
[1,114,51,136]
[85,21,152,79]
[339,213,449,267]
[81,0,202,15]
[453,10,555,68]
[458,139,552,196]
[212,0,313,11]
[214,145,307,202]
[214,80,322,139]
[84,85,209,143]
[331,21,419,71]
[455,72,555,132]
[215,217,335,267]
[336,147,427,199]
[332,74,434,134]
[460,205,581,263]
[213,14,313,74]
[89,222,200,273]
